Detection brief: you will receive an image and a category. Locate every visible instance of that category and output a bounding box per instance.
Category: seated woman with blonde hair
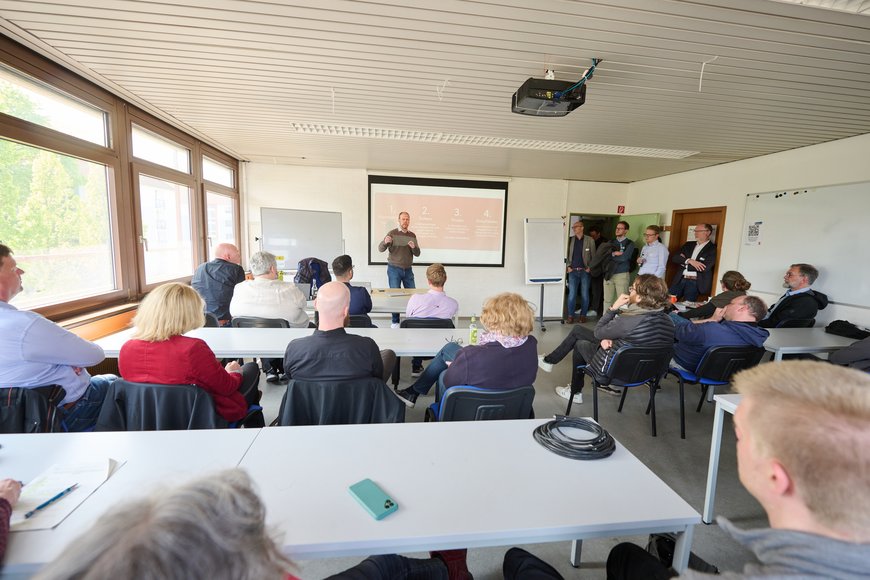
[119,283,264,427]
[395,292,538,408]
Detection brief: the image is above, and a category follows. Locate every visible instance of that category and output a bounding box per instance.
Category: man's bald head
[314,281,350,330]
[214,243,241,265]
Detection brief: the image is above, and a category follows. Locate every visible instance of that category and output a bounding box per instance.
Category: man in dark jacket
[759,263,828,328]
[672,295,769,371]
[668,224,716,302]
[191,243,245,325]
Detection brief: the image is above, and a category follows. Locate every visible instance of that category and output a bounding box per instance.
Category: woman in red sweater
[119,283,263,426]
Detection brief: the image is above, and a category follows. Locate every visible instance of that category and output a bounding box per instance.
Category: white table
[240,419,700,571]
[95,327,459,358]
[702,394,741,524]
[763,328,855,361]
[2,429,261,576]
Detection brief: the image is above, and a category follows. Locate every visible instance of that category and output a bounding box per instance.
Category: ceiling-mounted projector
[511,78,587,117]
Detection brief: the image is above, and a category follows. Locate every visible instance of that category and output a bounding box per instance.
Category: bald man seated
[283,282,394,382]
[192,243,245,326]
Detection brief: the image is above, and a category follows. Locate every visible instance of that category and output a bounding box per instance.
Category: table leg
[672,526,694,573]
[702,400,726,524]
[774,350,783,362]
[569,539,582,567]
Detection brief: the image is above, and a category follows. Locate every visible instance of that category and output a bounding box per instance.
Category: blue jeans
[387,264,415,323]
[60,374,116,432]
[409,341,462,395]
[566,269,591,317]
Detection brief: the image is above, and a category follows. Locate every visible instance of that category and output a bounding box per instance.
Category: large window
[0,139,115,309]
[0,37,240,320]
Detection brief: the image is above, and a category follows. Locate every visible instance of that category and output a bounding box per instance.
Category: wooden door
[666,207,727,300]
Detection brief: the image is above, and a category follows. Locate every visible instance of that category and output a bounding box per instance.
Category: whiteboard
[738,181,870,309]
[524,218,565,284]
[260,208,343,270]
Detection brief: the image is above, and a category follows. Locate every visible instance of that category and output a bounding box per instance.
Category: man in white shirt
[668,223,717,302]
[230,250,309,382]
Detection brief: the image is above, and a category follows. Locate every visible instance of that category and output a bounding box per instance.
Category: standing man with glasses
[669,223,717,302]
[378,211,421,328]
[565,220,595,324]
[602,221,635,313]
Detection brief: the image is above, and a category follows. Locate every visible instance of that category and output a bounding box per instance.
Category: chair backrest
[95,380,227,431]
[436,385,535,422]
[275,377,405,426]
[595,345,673,387]
[204,312,220,327]
[695,345,767,382]
[0,386,66,434]
[348,314,376,328]
[400,317,455,329]
[231,316,291,328]
[776,318,815,328]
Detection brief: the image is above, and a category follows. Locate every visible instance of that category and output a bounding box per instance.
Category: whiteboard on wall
[260,208,343,270]
[524,218,565,285]
[737,181,870,309]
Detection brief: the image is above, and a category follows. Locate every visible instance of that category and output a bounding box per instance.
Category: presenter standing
[378,211,421,327]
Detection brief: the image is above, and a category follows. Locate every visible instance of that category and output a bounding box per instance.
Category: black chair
[95,380,229,430]
[274,377,405,426]
[667,345,766,437]
[424,385,535,422]
[393,318,456,387]
[575,345,673,437]
[0,385,66,433]
[231,316,291,329]
[776,318,815,328]
[231,316,291,372]
[349,314,376,328]
[204,312,220,327]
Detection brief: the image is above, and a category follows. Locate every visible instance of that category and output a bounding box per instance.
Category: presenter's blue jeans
[566,270,591,318]
[409,341,462,396]
[387,264,415,323]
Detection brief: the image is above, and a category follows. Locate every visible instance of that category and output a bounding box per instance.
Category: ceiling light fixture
[290,123,698,159]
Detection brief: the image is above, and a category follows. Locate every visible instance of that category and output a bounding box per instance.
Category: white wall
[244,163,628,318]
[626,133,870,327]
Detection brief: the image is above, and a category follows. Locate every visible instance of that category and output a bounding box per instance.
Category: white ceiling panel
[1,0,869,182]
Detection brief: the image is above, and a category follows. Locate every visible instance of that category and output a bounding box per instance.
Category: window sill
[59,304,138,341]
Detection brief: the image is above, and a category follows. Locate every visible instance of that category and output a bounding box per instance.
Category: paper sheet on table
[11,458,125,531]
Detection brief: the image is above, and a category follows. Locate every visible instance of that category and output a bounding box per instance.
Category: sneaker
[411,365,424,377]
[278,373,289,383]
[265,371,279,384]
[537,354,554,373]
[598,385,623,396]
[391,322,400,329]
[555,385,582,405]
[394,387,418,408]
[586,309,598,318]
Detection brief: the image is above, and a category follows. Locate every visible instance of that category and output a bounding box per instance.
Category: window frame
[0,37,242,321]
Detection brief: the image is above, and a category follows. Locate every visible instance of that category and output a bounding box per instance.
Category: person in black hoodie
[759,264,828,328]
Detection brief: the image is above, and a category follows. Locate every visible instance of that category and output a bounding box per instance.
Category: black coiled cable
[533,416,616,460]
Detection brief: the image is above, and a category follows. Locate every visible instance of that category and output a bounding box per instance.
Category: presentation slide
[368,176,508,267]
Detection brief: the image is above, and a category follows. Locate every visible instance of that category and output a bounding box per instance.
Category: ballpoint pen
[24,483,79,519]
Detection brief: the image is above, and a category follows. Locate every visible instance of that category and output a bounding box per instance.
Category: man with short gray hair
[231,250,309,382]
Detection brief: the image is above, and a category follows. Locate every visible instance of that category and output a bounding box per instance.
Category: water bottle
[277,270,284,281]
[469,314,479,345]
[311,278,318,299]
